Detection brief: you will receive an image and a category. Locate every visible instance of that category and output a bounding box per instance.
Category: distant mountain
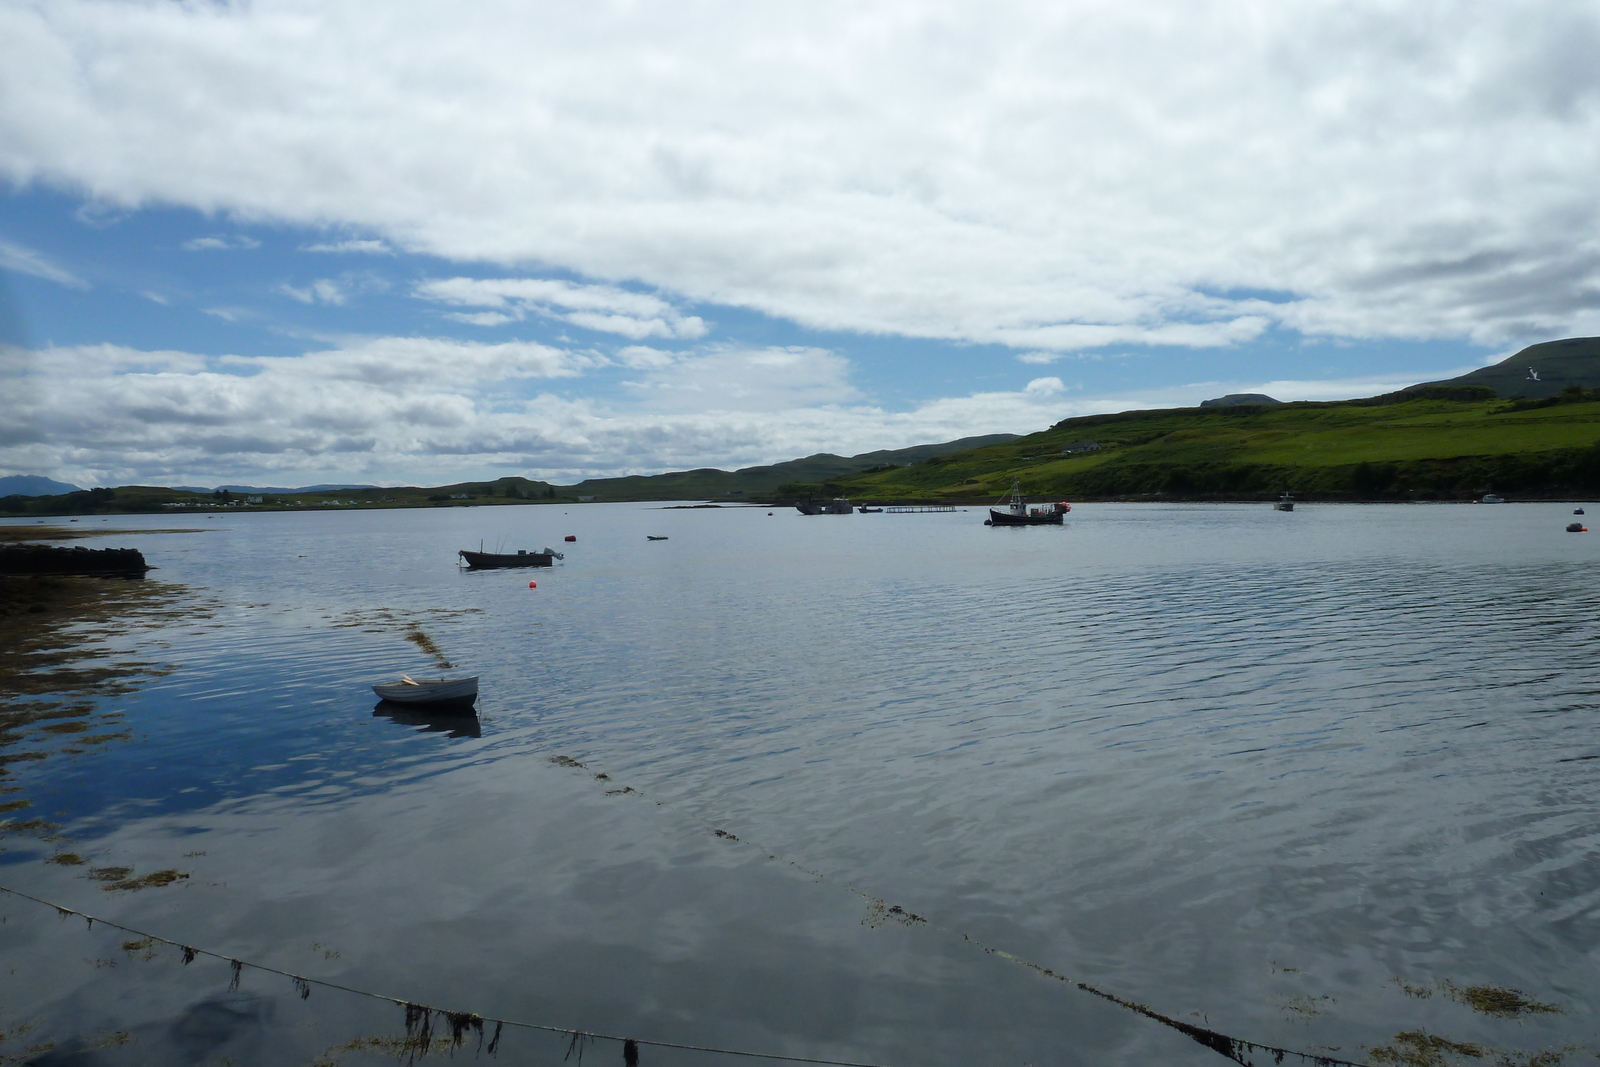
[566,434,1020,501]
[0,475,82,496]
[1415,337,1600,400]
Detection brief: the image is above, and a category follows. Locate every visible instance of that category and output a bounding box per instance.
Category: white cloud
[280,279,347,305]
[9,1,1600,354]
[416,277,708,340]
[621,346,859,412]
[303,239,392,254]
[0,334,1472,487]
[615,345,678,370]
[182,235,261,251]
[0,237,86,289]
[444,310,515,327]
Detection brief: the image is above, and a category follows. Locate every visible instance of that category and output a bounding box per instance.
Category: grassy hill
[565,434,1016,501]
[0,435,1017,515]
[825,386,1600,502]
[9,339,1600,513]
[1417,337,1600,400]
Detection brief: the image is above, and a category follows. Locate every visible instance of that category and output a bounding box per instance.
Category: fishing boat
[371,675,479,707]
[458,547,563,568]
[1273,492,1295,512]
[796,498,853,515]
[987,480,1068,526]
[647,535,668,540]
[857,506,883,513]
[1480,494,1506,504]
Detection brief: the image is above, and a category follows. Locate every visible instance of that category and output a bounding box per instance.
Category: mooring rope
[0,884,897,1067]
[0,882,1370,1067]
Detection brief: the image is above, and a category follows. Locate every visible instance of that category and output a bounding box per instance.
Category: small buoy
[529,580,538,587]
[564,534,576,542]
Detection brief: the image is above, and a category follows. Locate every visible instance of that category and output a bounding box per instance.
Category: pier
[884,505,959,514]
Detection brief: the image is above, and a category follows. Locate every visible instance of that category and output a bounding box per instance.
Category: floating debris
[1440,981,1563,1019]
[550,755,586,769]
[1366,1030,1484,1067]
[92,868,189,892]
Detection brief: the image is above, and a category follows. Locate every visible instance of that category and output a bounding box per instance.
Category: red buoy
[564,535,576,542]
[529,580,537,588]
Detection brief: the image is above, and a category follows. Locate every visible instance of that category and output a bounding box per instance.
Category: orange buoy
[564,535,576,542]
[529,580,537,588]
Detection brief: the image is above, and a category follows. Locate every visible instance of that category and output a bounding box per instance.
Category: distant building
[1060,440,1102,454]
[577,495,596,502]
[245,495,263,504]
[450,493,469,499]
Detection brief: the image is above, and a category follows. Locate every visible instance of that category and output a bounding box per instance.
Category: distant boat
[1273,492,1295,512]
[796,498,853,515]
[1480,494,1506,504]
[858,506,883,513]
[1575,508,1586,515]
[1567,522,1588,533]
[647,535,668,540]
[371,675,478,707]
[988,479,1068,526]
[459,548,563,568]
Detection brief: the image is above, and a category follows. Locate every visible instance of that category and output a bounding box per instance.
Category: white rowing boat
[371,674,479,706]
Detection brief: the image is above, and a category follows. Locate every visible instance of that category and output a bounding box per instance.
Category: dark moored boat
[458,548,563,569]
[796,498,853,515]
[988,480,1068,526]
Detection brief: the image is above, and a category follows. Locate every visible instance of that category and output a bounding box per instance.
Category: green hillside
[564,434,1016,501]
[1418,336,1600,400]
[824,386,1600,502]
[0,435,1016,515]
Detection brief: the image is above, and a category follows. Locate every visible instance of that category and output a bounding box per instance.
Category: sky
[4,0,1600,489]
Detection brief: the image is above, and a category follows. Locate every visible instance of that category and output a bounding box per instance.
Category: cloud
[181,235,261,251]
[0,335,1083,485]
[302,239,392,254]
[13,1,1600,353]
[620,346,859,412]
[280,279,347,305]
[0,238,86,289]
[1,333,1470,487]
[416,277,708,340]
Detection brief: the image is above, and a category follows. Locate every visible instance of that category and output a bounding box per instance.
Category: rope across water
[0,882,1371,1067]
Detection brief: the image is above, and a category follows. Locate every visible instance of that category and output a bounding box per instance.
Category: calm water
[4,501,1600,1065]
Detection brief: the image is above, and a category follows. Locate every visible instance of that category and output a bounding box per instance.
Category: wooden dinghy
[371,674,479,707]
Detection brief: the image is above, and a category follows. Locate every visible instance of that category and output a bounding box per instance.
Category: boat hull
[459,550,555,568]
[371,676,479,706]
[796,499,853,515]
[988,509,1064,525]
